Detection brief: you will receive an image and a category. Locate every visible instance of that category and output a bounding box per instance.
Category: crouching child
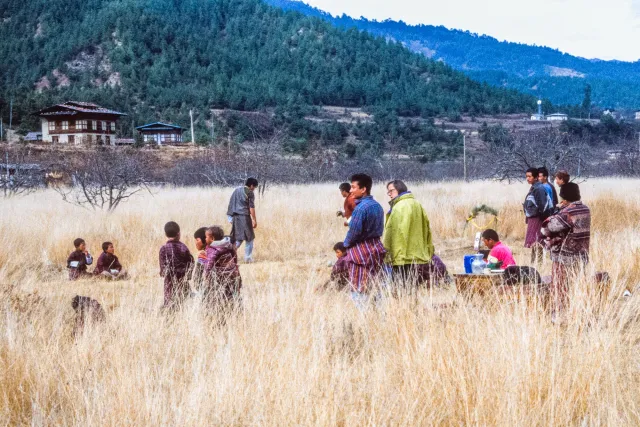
[204,226,242,309]
[316,242,350,293]
[94,242,129,280]
[159,221,194,311]
[67,238,93,280]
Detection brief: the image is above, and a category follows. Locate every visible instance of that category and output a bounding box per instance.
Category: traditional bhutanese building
[135,122,186,145]
[36,101,126,145]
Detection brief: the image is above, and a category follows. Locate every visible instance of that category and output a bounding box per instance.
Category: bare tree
[479,128,590,181]
[55,150,152,212]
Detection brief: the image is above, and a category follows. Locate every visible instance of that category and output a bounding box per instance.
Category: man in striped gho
[343,173,386,307]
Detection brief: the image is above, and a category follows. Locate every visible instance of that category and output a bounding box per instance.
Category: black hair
[207,226,225,241]
[387,179,408,194]
[193,227,207,245]
[538,167,549,178]
[339,182,351,193]
[559,182,581,202]
[481,229,500,242]
[350,173,373,195]
[333,242,346,252]
[102,242,113,252]
[525,167,539,177]
[73,238,85,248]
[245,177,259,188]
[164,221,180,238]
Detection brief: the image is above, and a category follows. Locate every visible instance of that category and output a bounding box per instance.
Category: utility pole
[190,109,195,144]
[463,134,467,182]
[211,110,216,145]
[8,98,13,138]
[1,117,3,141]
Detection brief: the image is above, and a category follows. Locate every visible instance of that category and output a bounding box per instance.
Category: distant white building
[635,111,640,120]
[530,113,545,121]
[547,113,568,121]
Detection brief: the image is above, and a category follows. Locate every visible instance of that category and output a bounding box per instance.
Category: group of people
[66,168,591,316]
[67,178,260,312]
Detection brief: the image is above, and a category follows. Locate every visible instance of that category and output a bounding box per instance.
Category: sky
[303,0,640,62]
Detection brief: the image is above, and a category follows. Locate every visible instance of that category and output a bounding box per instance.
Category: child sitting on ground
[94,242,129,280]
[316,242,350,292]
[159,221,194,310]
[67,238,94,280]
[204,226,242,307]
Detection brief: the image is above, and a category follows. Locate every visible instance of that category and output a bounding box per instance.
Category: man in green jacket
[382,180,435,288]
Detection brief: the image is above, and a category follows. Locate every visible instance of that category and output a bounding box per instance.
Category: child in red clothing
[94,242,128,280]
[204,226,242,308]
[481,229,516,270]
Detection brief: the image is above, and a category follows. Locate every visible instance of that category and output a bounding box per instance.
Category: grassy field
[1,180,640,425]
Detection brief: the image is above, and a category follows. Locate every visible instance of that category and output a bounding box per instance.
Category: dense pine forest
[0,0,540,157]
[266,0,640,109]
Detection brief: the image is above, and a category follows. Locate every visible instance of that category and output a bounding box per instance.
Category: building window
[143,134,150,142]
[52,136,59,143]
[70,120,75,129]
[77,120,87,130]
[105,136,111,145]
[88,121,95,131]
[102,121,107,132]
[48,121,56,131]
[110,122,116,132]
[68,135,75,144]
[61,121,69,130]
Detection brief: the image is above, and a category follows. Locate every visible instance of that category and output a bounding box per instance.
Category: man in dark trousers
[227,177,258,263]
[523,167,553,265]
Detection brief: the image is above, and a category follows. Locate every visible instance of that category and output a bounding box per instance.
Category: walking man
[227,177,258,263]
[343,173,386,307]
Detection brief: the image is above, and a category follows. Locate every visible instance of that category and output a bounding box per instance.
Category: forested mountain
[0,0,535,135]
[265,0,640,109]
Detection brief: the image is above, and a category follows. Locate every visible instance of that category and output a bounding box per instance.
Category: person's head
[386,180,408,200]
[538,167,550,184]
[559,182,581,204]
[205,226,225,245]
[333,241,347,258]
[245,177,259,191]
[481,229,500,249]
[555,170,570,186]
[339,182,351,197]
[164,221,180,240]
[350,173,373,199]
[74,238,86,252]
[525,167,539,185]
[193,227,207,251]
[102,241,114,254]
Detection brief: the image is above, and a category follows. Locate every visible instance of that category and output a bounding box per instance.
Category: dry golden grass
[1,180,640,425]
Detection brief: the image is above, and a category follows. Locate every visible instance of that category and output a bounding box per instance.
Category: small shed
[136,122,186,145]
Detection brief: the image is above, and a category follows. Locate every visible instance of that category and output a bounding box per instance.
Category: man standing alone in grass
[343,173,386,307]
[227,178,258,263]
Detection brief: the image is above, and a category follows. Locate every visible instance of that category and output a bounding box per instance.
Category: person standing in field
[227,178,258,263]
[343,173,386,307]
[538,167,559,207]
[541,182,591,314]
[523,167,553,265]
[159,221,194,310]
[554,170,570,202]
[382,180,435,289]
[337,182,357,227]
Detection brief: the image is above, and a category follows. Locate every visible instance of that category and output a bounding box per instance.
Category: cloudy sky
[303,0,640,61]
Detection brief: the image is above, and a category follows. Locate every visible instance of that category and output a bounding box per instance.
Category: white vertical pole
[190,109,195,144]
[463,134,467,182]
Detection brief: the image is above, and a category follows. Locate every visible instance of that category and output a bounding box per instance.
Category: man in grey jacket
[227,178,258,262]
